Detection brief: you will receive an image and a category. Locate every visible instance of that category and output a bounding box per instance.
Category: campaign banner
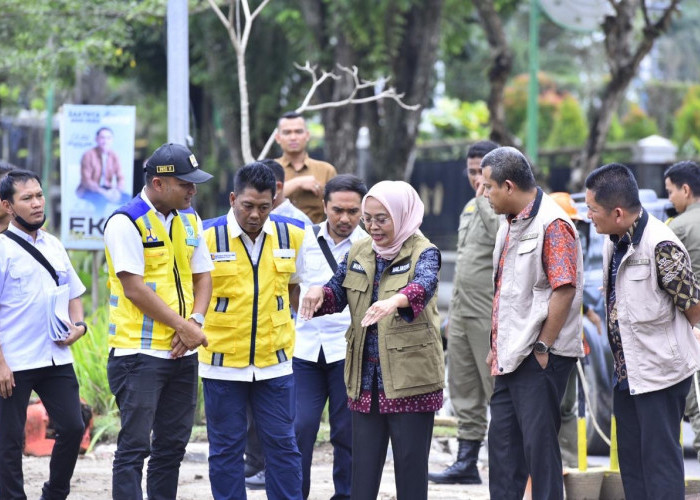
[60,105,136,250]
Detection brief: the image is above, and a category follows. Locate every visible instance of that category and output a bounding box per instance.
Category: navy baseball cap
[144,143,213,184]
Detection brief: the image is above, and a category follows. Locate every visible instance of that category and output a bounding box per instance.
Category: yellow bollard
[577,416,587,472]
[609,415,619,471]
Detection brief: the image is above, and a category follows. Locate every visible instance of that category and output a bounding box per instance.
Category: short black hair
[585,163,641,211]
[260,159,285,183]
[278,111,306,129]
[664,161,700,197]
[480,146,536,191]
[233,162,277,197]
[280,111,303,121]
[324,174,368,203]
[467,140,500,160]
[0,169,41,202]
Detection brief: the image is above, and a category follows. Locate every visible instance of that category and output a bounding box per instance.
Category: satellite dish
[538,0,613,32]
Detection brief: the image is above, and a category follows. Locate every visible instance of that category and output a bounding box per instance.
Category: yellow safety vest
[105,195,198,350]
[199,216,304,368]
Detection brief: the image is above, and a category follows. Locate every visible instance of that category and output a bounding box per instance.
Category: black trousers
[0,364,84,500]
[107,352,198,500]
[615,376,691,500]
[350,389,434,500]
[488,353,575,500]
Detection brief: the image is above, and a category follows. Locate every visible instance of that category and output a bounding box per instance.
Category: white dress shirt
[103,188,213,358]
[273,198,313,226]
[293,221,368,363]
[0,224,86,371]
[199,209,302,382]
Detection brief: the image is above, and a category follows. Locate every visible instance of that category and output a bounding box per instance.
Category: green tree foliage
[607,113,625,143]
[545,95,587,148]
[1,1,163,92]
[419,98,490,141]
[674,85,700,156]
[621,103,658,141]
[504,73,562,144]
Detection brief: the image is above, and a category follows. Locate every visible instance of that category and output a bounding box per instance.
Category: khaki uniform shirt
[669,202,700,282]
[450,195,499,318]
[276,153,337,223]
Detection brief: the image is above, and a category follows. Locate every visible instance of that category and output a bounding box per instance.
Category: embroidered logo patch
[389,262,411,275]
[156,165,175,173]
[350,260,366,273]
[145,228,158,242]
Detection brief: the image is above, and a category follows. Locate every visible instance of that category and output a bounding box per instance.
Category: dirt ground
[21,438,491,499]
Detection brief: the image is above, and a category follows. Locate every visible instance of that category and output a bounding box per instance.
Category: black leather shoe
[428,439,483,485]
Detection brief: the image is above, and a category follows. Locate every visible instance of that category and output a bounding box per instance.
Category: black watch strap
[75,321,88,335]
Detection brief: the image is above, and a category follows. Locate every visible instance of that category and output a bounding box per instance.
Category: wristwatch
[534,340,551,354]
[189,313,205,328]
[75,321,88,335]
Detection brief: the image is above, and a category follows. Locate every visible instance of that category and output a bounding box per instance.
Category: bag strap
[2,230,59,286]
[312,224,338,273]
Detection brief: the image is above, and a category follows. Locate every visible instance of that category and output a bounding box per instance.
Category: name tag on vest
[628,258,650,266]
[186,238,199,247]
[274,248,296,259]
[520,232,539,241]
[350,260,366,274]
[212,251,236,262]
[389,262,411,275]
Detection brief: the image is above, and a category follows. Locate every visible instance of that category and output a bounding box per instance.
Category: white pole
[167,0,189,146]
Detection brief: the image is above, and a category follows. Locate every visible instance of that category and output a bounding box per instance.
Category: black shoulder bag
[312,224,338,273]
[2,230,60,286]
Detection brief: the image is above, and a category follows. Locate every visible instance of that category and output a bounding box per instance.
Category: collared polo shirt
[276,153,337,223]
[103,187,213,359]
[0,224,86,371]
[294,221,368,364]
[199,210,302,382]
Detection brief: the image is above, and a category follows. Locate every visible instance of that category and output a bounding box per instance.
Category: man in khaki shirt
[665,160,700,463]
[275,112,337,223]
[429,140,499,485]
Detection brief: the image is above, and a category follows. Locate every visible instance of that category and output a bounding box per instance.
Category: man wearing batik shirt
[481,147,584,500]
[585,163,700,500]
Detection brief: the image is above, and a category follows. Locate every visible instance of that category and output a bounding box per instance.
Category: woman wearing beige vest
[300,180,444,500]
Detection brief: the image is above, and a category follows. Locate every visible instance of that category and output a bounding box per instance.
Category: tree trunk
[319,34,361,174]
[472,0,515,146]
[573,0,681,182]
[367,0,444,182]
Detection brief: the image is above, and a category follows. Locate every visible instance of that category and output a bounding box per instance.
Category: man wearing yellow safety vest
[104,143,214,500]
[200,161,305,500]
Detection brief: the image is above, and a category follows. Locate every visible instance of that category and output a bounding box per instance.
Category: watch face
[534,341,549,354]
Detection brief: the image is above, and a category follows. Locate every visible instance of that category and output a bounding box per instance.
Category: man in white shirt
[290,174,368,500]
[103,143,213,500]
[0,169,88,500]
